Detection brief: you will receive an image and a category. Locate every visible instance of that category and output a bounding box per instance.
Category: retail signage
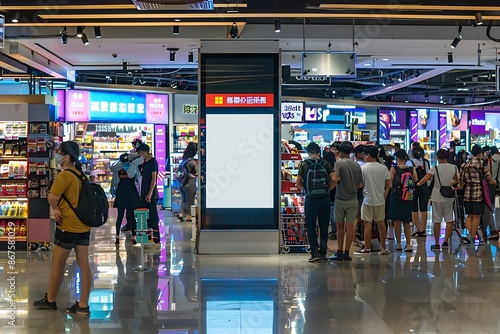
[470,111,487,135]
[205,94,274,108]
[283,71,332,86]
[281,102,304,122]
[410,110,418,143]
[416,109,439,131]
[65,90,169,124]
[155,124,167,199]
[0,15,4,49]
[344,111,352,127]
[174,94,198,124]
[439,111,447,148]
[306,106,365,125]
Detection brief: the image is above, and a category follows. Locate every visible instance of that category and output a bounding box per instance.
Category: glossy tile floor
[2,210,500,333]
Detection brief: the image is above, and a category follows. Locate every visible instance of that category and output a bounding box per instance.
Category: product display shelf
[0,122,29,249]
[280,153,309,253]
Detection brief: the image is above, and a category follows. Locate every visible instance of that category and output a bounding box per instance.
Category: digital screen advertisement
[155,124,167,198]
[446,110,468,131]
[305,107,366,125]
[416,109,439,130]
[470,110,487,135]
[65,90,169,124]
[200,52,280,230]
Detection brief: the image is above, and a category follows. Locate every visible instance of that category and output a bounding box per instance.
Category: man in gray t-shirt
[329,141,363,262]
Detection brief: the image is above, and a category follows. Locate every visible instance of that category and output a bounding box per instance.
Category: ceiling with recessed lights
[1,1,500,105]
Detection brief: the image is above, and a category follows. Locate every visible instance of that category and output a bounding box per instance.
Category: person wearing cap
[354,145,391,255]
[111,153,142,245]
[458,145,497,244]
[328,141,363,262]
[296,142,336,263]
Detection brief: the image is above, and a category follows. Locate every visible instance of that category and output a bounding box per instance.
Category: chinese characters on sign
[205,94,275,108]
[183,104,198,114]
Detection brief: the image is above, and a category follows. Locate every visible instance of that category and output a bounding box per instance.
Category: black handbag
[435,165,455,198]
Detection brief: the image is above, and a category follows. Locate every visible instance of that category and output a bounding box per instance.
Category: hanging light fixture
[229,22,239,38]
[173,26,180,35]
[76,26,84,38]
[61,27,68,45]
[94,26,102,38]
[81,33,89,45]
[167,48,179,62]
[474,12,483,26]
[11,11,20,23]
[188,52,194,63]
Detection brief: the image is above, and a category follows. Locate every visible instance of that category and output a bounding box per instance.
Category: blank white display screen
[206,114,274,208]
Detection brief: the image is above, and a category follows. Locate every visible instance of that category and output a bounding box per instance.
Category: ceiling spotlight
[173,25,179,35]
[474,12,483,26]
[274,18,281,33]
[94,26,102,38]
[188,52,194,63]
[123,61,128,71]
[448,52,454,63]
[11,11,20,23]
[229,22,239,38]
[167,48,179,62]
[170,81,179,89]
[450,37,461,49]
[76,26,84,38]
[81,33,89,45]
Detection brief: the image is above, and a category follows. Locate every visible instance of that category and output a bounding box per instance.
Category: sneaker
[66,302,90,315]
[329,233,337,240]
[488,232,499,240]
[430,244,441,251]
[354,248,372,255]
[479,239,486,245]
[319,255,328,262]
[411,230,420,237]
[441,242,449,248]
[395,244,403,251]
[33,293,57,310]
[378,249,391,255]
[308,254,320,262]
[461,237,471,245]
[343,252,352,261]
[403,245,413,252]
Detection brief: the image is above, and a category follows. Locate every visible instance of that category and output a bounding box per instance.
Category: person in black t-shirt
[137,144,160,244]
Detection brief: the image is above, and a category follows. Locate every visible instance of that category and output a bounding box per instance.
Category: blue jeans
[305,195,330,256]
[330,203,337,235]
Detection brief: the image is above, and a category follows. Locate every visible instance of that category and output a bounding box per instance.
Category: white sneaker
[378,249,390,255]
[395,244,403,251]
[403,245,413,252]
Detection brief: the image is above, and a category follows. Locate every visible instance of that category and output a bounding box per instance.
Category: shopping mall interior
[2,1,500,333]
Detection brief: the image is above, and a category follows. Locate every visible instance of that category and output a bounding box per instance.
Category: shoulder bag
[435,165,455,198]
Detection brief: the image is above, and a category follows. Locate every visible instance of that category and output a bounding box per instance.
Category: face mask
[54,153,65,165]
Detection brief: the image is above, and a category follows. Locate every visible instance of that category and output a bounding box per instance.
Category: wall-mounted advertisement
[0,15,4,49]
[65,90,169,124]
[173,94,198,124]
[417,109,439,130]
[470,111,487,135]
[305,106,366,125]
[379,109,407,145]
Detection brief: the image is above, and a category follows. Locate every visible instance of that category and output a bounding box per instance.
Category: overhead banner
[65,90,169,124]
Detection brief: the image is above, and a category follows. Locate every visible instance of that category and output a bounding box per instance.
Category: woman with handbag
[178,142,198,222]
[417,149,458,250]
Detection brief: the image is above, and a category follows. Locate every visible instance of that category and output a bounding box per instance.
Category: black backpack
[304,159,330,198]
[178,158,192,186]
[414,159,430,182]
[62,169,109,228]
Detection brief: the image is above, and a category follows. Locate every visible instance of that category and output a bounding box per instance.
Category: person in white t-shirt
[354,146,392,255]
[417,149,459,250]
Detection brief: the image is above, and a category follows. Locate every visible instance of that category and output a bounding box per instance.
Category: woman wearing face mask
[33,141,92,316]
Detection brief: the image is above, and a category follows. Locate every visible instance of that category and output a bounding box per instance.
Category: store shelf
[0,197,28,200]
[0,236,26,242]
[282,180,301,193]
[0,178,27,180]
[96,149,131,152]
[0,216,27,219]
[0,156,27,160]
[281,153,303,161]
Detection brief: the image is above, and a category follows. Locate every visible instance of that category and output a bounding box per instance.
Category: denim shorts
[54,228,91,250]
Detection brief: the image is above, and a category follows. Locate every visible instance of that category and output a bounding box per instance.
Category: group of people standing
[297,140,500,263]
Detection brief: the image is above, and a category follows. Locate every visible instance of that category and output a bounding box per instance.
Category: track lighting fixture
[11,11,20,23]
[450,37,461,49]
[173,25,179,35]
[76,26,84,38]
[94,26,102,38]
[122,61,128,71]
[475,12,483,26]
[167,48,179,62]
[188,52,194,63]
[229,22,239,38]
[274,18,281,33]
[448,52,453,63]
[81,33,89,45]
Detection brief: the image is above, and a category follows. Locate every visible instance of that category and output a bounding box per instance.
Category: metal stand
[133,209,152,272]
